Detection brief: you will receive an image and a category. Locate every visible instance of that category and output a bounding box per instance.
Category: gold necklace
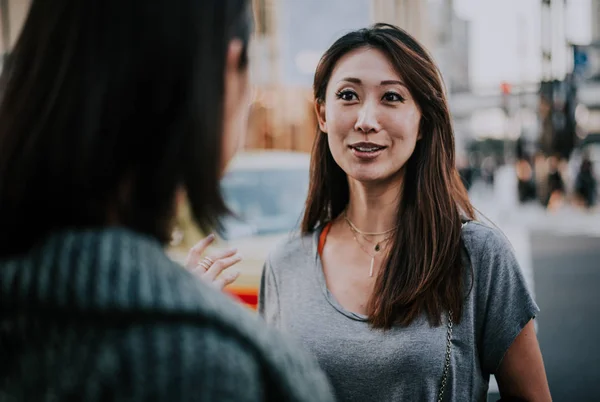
[347,221,394,252]
[343,210,398,237]
[343,210,398,251]
[343,211,397,277]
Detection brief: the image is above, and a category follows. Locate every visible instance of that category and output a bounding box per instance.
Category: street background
[470,172,600,401]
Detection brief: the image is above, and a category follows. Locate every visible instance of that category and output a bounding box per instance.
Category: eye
[335,89,358,102]
[382,92,405,103]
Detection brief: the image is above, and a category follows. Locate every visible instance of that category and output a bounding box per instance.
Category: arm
[469,224,550,400]
[496,320,551,401]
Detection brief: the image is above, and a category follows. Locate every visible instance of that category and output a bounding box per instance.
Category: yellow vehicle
[169,150,311,309]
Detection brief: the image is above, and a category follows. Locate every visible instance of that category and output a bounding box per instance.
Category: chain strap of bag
[438,220,468,401]
[437,311,454,402]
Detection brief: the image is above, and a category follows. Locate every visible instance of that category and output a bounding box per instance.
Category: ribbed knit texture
[0,228,334,402]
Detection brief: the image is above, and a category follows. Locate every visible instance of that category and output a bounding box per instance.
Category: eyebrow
[380,80,406,87]
[340,77,407,87]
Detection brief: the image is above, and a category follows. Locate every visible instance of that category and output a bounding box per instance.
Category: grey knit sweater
[0,228,334,402]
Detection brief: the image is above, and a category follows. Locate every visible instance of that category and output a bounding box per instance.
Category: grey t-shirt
[258,221,539,402]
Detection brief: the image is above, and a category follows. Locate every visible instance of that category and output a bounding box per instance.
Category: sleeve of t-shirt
[258,258,281,328]
[473,225,540,374]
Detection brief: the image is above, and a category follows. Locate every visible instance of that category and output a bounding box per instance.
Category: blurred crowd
[457,141,597,212]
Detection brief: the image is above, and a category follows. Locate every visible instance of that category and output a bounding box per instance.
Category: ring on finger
[199,257,214,271]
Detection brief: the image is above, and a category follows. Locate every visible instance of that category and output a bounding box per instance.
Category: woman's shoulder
[461,220,527,289]
[461,220,513,260]
[266,230,316,272]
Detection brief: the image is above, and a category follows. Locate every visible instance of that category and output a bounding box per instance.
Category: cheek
[390,109,421,141]
[326,103,356,132]
[326,109,356,154]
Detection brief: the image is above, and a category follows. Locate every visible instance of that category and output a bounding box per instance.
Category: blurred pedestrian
[545,155,565,210]
[457,154,474,191]
[516,154,536,203]
[575,155,597,208]
[0,1,333,401]
[259,24,551,401]
[481,155,496,188]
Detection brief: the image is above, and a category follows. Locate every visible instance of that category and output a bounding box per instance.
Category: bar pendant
[369,256,374,277]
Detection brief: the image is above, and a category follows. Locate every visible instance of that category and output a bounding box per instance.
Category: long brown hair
[302,23,475,329]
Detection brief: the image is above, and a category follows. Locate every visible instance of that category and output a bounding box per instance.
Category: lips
[348,142,387,160]
[349,142,386,152]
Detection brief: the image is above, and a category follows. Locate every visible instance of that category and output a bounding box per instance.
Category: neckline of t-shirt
[312,221,472,322]
[313,226,370,322]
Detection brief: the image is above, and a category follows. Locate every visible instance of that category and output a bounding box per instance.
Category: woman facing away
[0,0,334,401]
[258,24,551,402]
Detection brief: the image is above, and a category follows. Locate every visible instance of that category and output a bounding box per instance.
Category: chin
[346,164,404,185]
[347,169,389,184]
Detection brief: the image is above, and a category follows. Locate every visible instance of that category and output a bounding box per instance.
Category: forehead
[329,47,402,85]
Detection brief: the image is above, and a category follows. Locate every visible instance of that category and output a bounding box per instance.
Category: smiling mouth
[351,145,385,152]
[348,143,387,160]
[348,142,387,153]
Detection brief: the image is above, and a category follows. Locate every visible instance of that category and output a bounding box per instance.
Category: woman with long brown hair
[259,24,551,401]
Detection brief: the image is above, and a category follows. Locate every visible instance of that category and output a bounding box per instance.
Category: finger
[205,248,238,264]
[213,270,241,290]
[184,234,215,269]
[192,248,238,273]
[204,254,242,281]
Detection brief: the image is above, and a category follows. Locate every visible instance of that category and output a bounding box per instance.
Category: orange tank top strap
[318,222,333,257]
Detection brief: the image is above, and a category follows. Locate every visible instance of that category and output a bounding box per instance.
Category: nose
[354,102,381,134]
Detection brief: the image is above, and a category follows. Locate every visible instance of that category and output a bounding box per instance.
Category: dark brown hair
[302,23,475,329]
[0,0,252,257]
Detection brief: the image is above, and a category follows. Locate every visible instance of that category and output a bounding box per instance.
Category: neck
[344,175,402,234]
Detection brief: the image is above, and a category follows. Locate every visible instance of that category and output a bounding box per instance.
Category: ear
[174,186,187,215]
[315,100,327,133]
[226,38,245,73]
[224,39,247,108]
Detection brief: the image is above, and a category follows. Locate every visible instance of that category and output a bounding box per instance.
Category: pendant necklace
[343,211,398,277]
